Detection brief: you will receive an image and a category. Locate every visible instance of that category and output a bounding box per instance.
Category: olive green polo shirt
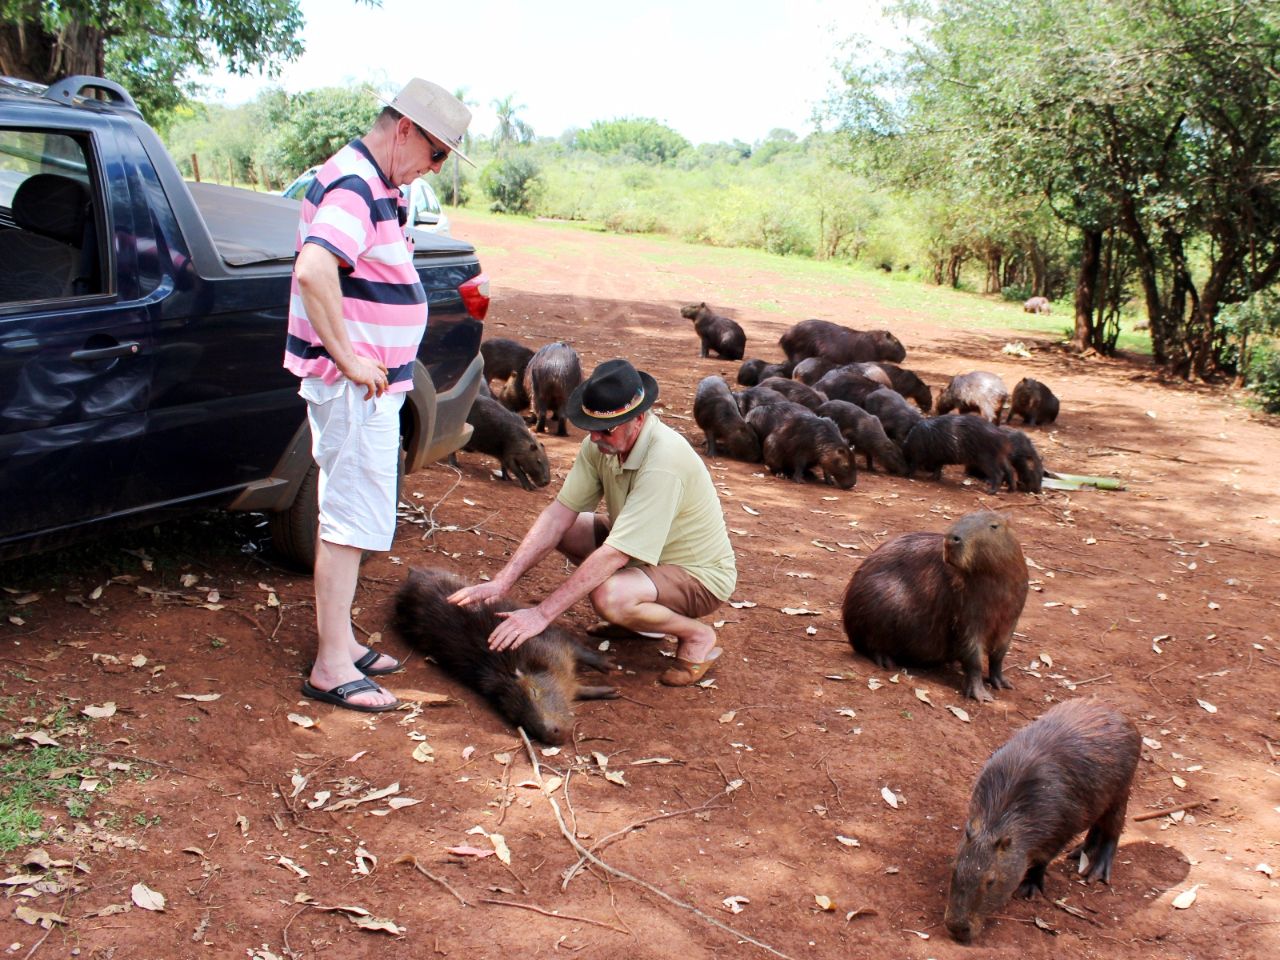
[556,414,737,601]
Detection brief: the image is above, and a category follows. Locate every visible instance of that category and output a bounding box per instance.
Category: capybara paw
[989,673,1014,690]
[965,680,995,702]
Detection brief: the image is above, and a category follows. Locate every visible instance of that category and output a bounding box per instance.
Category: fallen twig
[396,854,471,906]
[1133,799,1211,822]
[479,897,628,934]
[519,729,794,960]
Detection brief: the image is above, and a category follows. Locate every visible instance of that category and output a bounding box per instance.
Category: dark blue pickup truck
[0,76,487,567]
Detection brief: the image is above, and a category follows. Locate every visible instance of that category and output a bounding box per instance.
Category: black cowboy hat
[566,358,660,431]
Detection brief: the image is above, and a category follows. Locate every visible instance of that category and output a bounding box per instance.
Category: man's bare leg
[308,539,396,707]
[589,568,718,664]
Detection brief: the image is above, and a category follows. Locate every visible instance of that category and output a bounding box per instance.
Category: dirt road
[1,211,1277,959]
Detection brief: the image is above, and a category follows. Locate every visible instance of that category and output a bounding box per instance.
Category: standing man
[450,359,737,686]
[287,80,472,712]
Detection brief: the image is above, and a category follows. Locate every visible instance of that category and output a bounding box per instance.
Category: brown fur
[756,376,825,410]
[762,413,856,488]
[873,362,933,412]
[815,400,906,474]
[460,394,551,490]
[481,338,533,412]
[681,302,746,360]
[791,356,838,385]
[392,568,617,744]
[736,358,768,386]
[524,342,582,436]
[694,376,761,461]
[813,368,884,408]
[743,400,812,441]
[1023,296,1052,315]
[841,510,1027,701]
[937,371,1009,424]
[945,699,1140,943]
[779,318,907,365]
[862,386,924,446]
[903,414,1014,493]
[1009,377,1060,426]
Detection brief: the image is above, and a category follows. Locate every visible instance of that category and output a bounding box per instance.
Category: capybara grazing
[736,358,767,386]
[694,376,761,461]
[862,386,924,446]
[756,376,825,411]
[816,400,906,474]
[944,699,1140,943]
[762,413,856,488]
[791,356,838,386]
[744,399,812,441]
[937,371,1009,424]
[903,414,1014,494]
[1023,295,1052,314]
[813,368,883,408]
[734,383,791,417]
[1009,377,1060,426]
[779,318,906,365]
[524,342,582,436]
[392,568,617,745]
[460,395,551,490]
[873,362,933,412]
[1001,426,1044,493]
[681,302,746,361]
[841,510,1027,701]
[482,338,533,412]
[758,360,794,381]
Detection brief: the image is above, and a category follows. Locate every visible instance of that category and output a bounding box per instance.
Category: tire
[268,448,405,572]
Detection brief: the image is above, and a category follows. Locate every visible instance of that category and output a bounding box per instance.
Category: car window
[0,130,106,304]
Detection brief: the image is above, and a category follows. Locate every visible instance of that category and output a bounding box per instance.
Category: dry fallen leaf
[14,731,60,747]
[880,786,899,809]
[446,845,494,859]
[780,607,820,616]
[604,770,628,787]
[947,705,971,723]
[541,775,564,795]
[489,833,512,865]
[1196,699,1218,714]
[1255,863,1274,878]
[913,688,933,706]
[630,757,673,765]
[235,814,249,836]
[412,741,435,763]
[1172,775,1187,789]
[1172,884,1200,909]
[131,882,166,911]
[13,905,68,928]
[287,713,316,729]
[741,504,760,516]
[835,835,860,848]
[277,856,310,879]
[351,916,404,935]
[814,894,835,912]
[81,702,117,719]
[175,693,220,702]
[387,797,421,810]
[723,895,750,914]
[718,710,737,724]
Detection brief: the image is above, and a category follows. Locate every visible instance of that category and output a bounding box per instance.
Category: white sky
[196,0,903,145]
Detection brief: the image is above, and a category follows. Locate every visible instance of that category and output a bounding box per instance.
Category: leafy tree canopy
[574,117,690,164]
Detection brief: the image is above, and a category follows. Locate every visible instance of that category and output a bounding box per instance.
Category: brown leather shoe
[659,648,723,686]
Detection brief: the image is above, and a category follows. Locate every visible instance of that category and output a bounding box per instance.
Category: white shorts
[302,378,405,552]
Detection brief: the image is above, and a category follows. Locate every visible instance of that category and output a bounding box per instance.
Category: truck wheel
[268,449,405,572]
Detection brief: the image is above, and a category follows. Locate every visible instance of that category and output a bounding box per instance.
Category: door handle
[70,341,141,362]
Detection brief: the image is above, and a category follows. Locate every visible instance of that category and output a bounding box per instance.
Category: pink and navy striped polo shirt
[284,139,426,393]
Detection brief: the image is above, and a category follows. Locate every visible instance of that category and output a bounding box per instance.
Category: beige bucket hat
[378,79,475,167]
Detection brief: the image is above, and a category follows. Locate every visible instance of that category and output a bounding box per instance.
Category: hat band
[584,387,645,420]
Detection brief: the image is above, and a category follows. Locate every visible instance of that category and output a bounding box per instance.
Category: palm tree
[449,86,477,207]
[491,94,532,148]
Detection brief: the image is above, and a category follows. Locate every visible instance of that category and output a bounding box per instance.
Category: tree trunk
[1072,229,1102,351]
[0,21,105,84]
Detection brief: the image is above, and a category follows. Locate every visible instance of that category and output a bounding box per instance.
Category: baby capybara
[841,510,1027,701]
[815,400,906,474]
[937,371,1009,424]
[1009,378,1060,426]
[904,414,1014,494]
[813,368,884,408]
[393,568,617,745]
[791,356,838,386]
[944,699,1140,943]
[862,386,924,446]
[762,413,856,488]
[460,394,550,490]
[694,376,760,461]
[681,302,746,361]
[779,318,906,365]
[524,342,582,436]
[873,362,933,412]
[756,376,825,411]
[736,358,768,386]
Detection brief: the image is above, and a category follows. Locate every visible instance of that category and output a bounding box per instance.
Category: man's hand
[487,607,550,652]
[340,354,390,400]
[448,580,506,608]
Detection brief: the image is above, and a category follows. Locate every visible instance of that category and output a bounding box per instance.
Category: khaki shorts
[591,515,722,620]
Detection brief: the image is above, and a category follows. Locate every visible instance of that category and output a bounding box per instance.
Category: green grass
[0,743,91,851]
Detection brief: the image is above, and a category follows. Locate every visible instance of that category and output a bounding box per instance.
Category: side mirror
[414,210,440,226]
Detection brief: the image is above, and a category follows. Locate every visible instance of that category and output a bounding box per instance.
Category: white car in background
[282,167,451,236]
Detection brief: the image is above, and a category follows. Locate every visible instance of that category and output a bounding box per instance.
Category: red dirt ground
[1,211,1277,960]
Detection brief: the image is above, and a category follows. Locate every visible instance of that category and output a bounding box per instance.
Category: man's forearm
[494,501,576,591]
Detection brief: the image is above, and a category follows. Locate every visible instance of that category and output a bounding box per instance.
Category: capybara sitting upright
[780,318,906,365]
[681,302,746,361]
[944,699,1140,943]
[460,394,551,490]
[841,510,1027,700]
[1009,377,1060,426]
[392,568,617,745]
[762,413,856,488]
[903,414,1014,493]
[524,342,583,436]
[694,376,761,461]
[937,371,1009,424]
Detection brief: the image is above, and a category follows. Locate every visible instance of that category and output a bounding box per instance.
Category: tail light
[459,273,489,320]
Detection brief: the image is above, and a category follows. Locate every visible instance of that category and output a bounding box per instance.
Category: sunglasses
[415,125,450,164]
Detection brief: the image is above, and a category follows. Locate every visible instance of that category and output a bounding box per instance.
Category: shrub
[1246,344,1280,413]
[481,154,543,214]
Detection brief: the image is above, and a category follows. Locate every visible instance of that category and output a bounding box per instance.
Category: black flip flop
[301,676,401,713]
[354,649,405,676]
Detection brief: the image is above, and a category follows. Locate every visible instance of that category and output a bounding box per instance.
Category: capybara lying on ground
[694,376,761,461]
[903,414,1014,493]
[681,302,746,361]
[780,318,906,365]
[393,568,617,745]
[459,394,551,490]
[762,413,856,488]
[816,400,906,474]
[1008,377,1060,426]
[937,371,1009,424]
[944,699,1140,943]
[524,342,582,436]
[841,510,1027,701]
